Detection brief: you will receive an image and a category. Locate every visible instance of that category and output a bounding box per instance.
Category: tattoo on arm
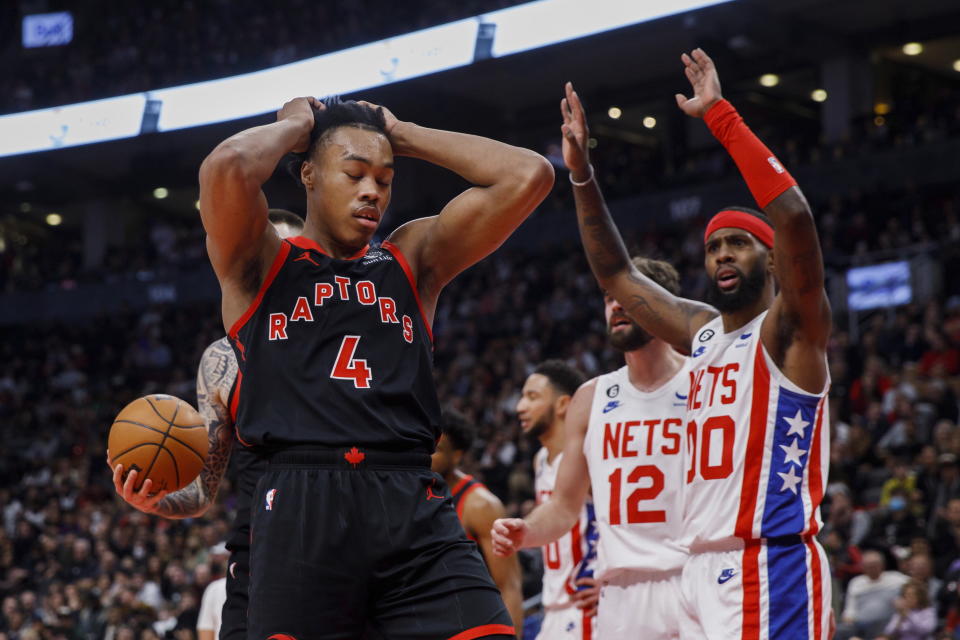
[577,187,633,280]
[154,339,237,519]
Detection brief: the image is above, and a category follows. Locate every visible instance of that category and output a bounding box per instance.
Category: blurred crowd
[0,0,524,116]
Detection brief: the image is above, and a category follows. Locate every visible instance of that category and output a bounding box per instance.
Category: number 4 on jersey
[331,336,372,389]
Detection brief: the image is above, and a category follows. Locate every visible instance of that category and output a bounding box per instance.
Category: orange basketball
[108,394,208,493]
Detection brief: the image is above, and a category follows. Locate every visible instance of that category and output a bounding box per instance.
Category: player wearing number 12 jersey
[564,49,832,640]
[199,95,553,639]
[493,260,689,639]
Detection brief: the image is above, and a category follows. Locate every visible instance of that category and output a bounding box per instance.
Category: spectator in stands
[876,580,937,640]
[932,498,960,577]
[836,549,909,640]
[908,553,943,602]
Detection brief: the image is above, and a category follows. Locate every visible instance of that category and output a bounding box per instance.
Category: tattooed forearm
[575,177,632,280]
[155,477,206,518]
[571,173,717,350]
[153,338,236,519]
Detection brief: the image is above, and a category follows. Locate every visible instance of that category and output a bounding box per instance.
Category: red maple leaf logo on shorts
[344,447,365,467]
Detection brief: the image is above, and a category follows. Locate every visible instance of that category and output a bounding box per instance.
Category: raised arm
[466,489,524,629]
[111,339,236,518]
[199,97,318,329]
[677,49,831,388]
[561,83,717,353]
[492,380,594,553]
[379,105,554,321]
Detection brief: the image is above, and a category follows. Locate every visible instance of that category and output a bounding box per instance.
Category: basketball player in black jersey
[112,211,304,640]
[431,409,524,629]
[180,96,550,639]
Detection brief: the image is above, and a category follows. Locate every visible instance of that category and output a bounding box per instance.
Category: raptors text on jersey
[228,237,441,452]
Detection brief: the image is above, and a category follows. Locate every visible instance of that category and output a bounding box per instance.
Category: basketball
[108,394,208,493]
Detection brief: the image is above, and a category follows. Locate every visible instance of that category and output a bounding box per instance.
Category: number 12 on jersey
[608,465,666,525]
[330,335,372,388]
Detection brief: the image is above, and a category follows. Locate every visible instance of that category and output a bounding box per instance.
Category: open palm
[560,81,590,176]
[675,48,724,119]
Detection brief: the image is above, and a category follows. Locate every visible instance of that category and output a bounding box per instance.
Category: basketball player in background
[509,360,598,640]
[111,211,304,640]
[493,260,689,639]
[562,49,832,638]
[431,409,524,628]
[167,95,549,639]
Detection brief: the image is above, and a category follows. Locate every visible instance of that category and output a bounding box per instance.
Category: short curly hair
[286,96,388,187]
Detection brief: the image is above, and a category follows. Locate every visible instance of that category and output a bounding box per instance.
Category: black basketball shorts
[247,447,515,640]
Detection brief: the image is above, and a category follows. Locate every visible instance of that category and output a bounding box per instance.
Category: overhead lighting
[759,74,779,87]
[19,202,31,213]
[607,106,622,119]
[874,102,891,115]
[874,116,886,127]
[643,116,657,129]
[953,59,960,72]
[811,89,827,103]
[153,187,169,199]
[195,199,201,210]
[587,138,598,149]
[902,42,922,56]
[46,213,62,226]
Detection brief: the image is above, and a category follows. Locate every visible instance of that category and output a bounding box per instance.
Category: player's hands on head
[571,577,600,617]
[674,48,723,119]
[277,97,323,153]
[560,82,591,182]
[356,100,400,136]
[490,518,528,556]
[108,454,169,514]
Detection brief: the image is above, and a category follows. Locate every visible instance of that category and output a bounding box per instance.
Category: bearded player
[112,212,304,640]
[562,49,832,639]
[510,360,599,640]
[493,261,689,638]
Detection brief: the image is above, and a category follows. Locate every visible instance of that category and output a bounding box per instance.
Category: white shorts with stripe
[598,569,682,639]
[678,538,831,640]
[537,605,595,640]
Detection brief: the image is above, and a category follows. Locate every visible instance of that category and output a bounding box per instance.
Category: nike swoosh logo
[674,392,687,400]
[718,570,736,584]
[739,332,752,339]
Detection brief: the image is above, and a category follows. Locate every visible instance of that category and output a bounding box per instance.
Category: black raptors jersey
[227,236,441,453]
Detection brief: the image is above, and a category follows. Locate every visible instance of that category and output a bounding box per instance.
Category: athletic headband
[703,209,774,249]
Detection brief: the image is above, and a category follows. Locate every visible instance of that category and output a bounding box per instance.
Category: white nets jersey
[582,364,690,580]
[682,310,830,550]
[534,448,598,609]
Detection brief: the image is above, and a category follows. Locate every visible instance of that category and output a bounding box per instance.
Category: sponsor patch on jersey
[718,568,736,584]
[698,329,715,342]
[606,384,620,398]
[692,346,707,358]
[602,400,621,414]
[361,250,392,265]
[265,488,278,511]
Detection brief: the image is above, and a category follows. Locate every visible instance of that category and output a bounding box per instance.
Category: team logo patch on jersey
[602,400,621,414]
[718,568,736,584]
[692,346,707,358]
[698,329,715,342]
[606,384,620,398]
[265,488,278,511]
